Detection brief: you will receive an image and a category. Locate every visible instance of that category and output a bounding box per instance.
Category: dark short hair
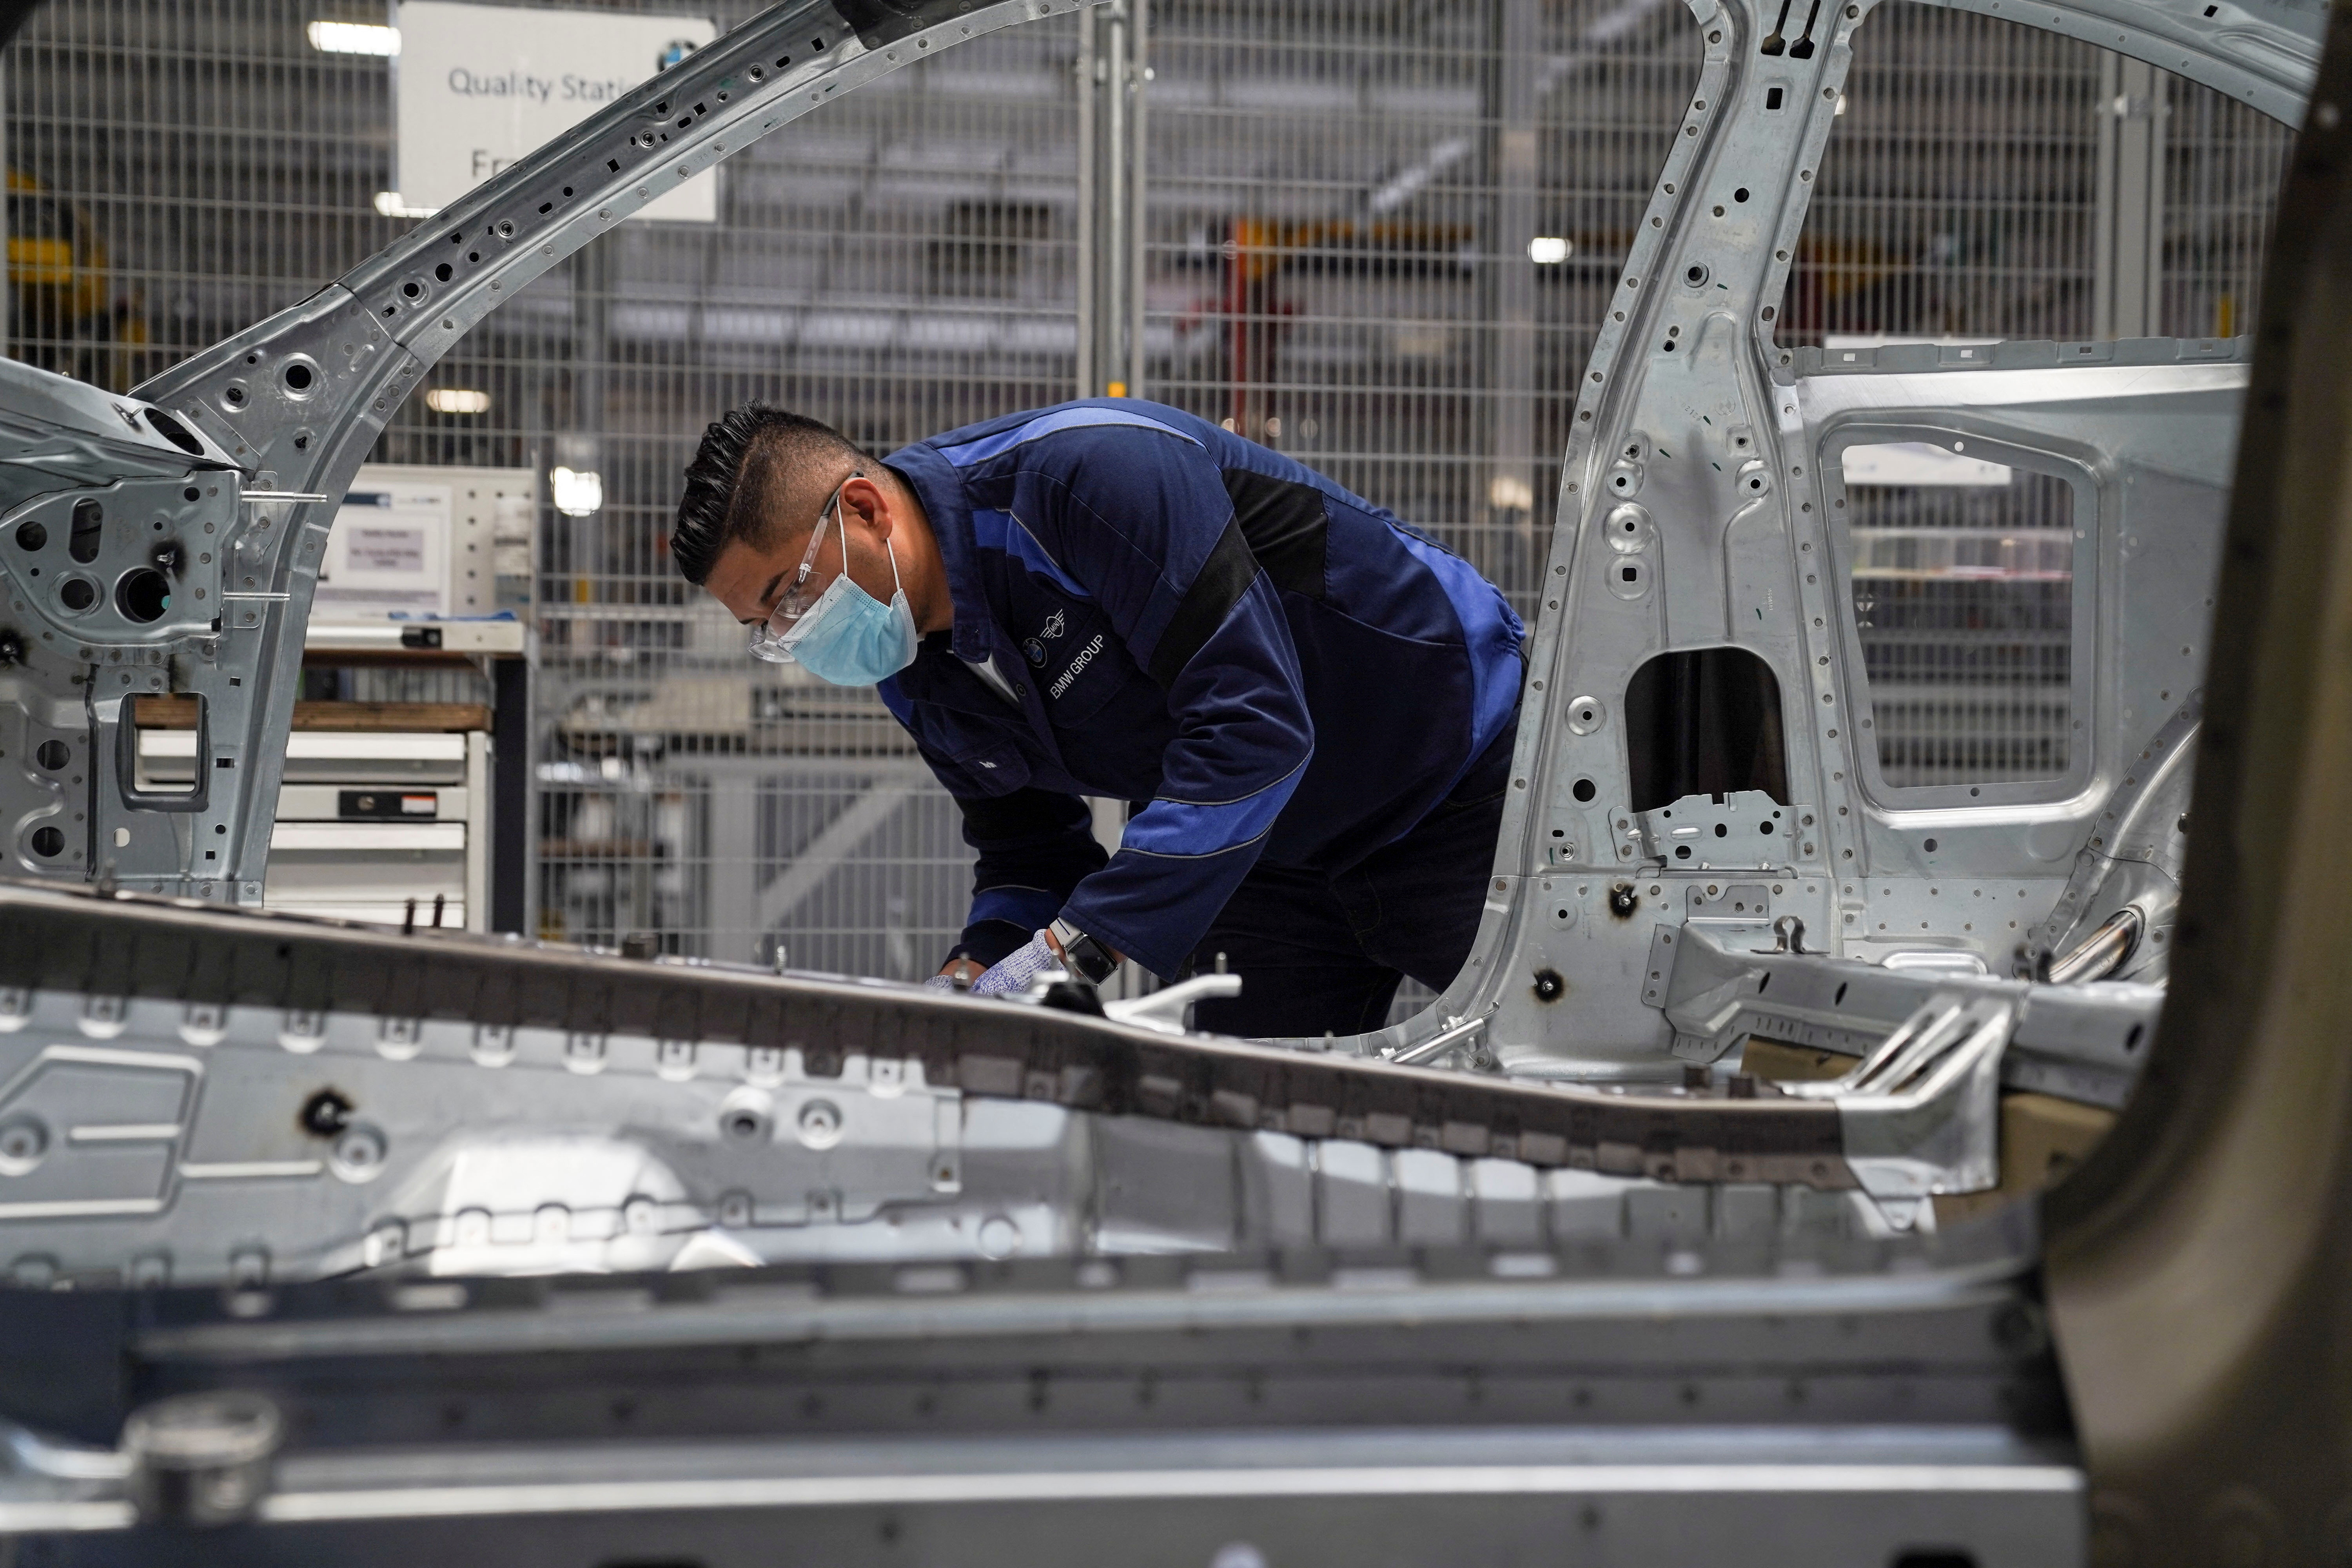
[671,404,866,585]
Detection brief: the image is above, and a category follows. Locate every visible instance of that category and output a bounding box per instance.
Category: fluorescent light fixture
[1488,474,1535,510]
[373,191,434,218]
[552,466,604,517]
[425,388,490,416]
[307,20,399,55]
[1527,236,1572,265]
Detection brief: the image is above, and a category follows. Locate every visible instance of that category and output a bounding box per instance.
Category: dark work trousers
[1187,711,1517,1038]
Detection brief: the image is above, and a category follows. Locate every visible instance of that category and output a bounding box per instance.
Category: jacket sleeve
[1018,425,1315,978]
[875,681,1109,971]
[946,788,1107,969]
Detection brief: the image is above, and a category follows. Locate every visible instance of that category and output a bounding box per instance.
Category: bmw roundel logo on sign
[658,38,698,70]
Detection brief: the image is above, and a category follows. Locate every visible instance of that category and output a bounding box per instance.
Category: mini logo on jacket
[1023,610,1067,667]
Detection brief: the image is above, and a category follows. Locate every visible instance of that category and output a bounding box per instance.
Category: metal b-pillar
[2094,53,2167,340]
[1076,0,1148,399]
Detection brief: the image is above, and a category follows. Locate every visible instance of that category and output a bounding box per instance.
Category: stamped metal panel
[0,878,2034,1287]
[1323,0,2316,1078]
[1796,348,2237,960]
[0,1215,2081,1557]
[0,1153,2074,1555]
[0,1433,2089,1566]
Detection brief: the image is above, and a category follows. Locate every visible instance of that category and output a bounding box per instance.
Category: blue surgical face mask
[773,532,918,686]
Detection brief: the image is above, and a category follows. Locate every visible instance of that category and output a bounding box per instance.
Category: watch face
[1069,935,1115,982]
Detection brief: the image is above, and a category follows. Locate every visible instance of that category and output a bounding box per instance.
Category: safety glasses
[746,470,861,663]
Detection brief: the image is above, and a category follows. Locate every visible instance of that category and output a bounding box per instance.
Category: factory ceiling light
[305,20,399,55]
[551,466,604,517]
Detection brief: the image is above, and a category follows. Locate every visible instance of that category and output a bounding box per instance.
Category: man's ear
[844,474,894,542]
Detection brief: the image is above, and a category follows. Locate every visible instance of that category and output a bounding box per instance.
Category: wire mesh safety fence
[0,0,2292,995]
[1780,4,2292,345]
[2162,71,2292,338]
[525,7,1086,975]
[3,4,414,393]
[1142,0,1702,624]
[1138,0,1702,1018]
[1841,456,2080,788]
[1785,7,2285,802]
[1782,8,2108,345]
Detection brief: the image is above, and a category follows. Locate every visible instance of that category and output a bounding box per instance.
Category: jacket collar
[884,446,996,666]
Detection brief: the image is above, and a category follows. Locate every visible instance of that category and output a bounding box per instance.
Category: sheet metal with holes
[1326,1,2307,1073]
[0,1213,2073,1561]
[1658,921,2159,1106]
[0,877,1903,1284]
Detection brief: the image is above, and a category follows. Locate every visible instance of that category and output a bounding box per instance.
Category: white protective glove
[924,956,988,991]
[969,930,1063,996]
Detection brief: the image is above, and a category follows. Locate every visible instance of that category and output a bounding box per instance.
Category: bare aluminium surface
[0,0,2327,1555]
[0,0,2316,1292]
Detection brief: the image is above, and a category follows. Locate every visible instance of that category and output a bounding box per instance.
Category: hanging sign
[395,2,719,222]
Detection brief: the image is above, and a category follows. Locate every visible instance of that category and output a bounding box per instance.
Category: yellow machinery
[6,165,145,390]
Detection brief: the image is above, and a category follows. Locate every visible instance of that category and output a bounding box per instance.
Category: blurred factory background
[0,0,2287,988]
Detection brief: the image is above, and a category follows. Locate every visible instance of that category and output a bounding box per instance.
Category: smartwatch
[1049,917,1119,984]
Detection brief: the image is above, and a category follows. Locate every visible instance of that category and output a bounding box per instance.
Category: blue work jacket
[878,399,1524,980]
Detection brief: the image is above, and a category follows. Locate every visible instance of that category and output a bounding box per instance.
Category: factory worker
[671,399,1524,1039]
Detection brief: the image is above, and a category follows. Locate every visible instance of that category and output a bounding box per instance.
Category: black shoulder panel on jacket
[1147,517,1262,688]
[1220,467,1328,601]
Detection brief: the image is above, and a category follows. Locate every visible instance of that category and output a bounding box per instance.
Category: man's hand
[927,956,986,990]
[927,928,1124,993]
[968,931,1061,996]
[923,937,1057,996]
